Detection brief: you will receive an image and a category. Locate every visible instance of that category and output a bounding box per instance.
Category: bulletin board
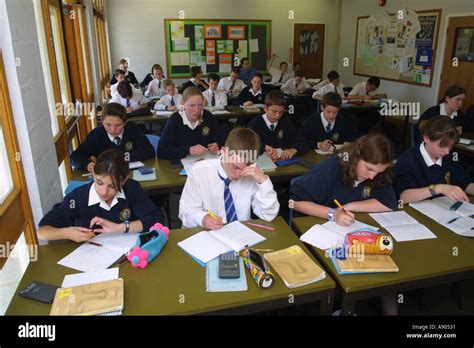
[164,19,271,79]
[354,9,442,87]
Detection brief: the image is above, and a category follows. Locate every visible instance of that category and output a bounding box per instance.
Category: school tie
[229,80,235,91]
[113,136,121,146]
[269,124,275,131]
[170,96,175,106]
[278,74,284,83]
[221,176,237,223]
[211,92,216,107]
[334,85,337,94]
[325,123,332,133]
[158,80,161,89]
[126,98,131,108]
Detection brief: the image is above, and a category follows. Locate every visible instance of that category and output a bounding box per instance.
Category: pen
[86,241,103,247]
[207,210,220,222]
[246,222,276,231]
[447,217,460,224]
[334,199,348,213]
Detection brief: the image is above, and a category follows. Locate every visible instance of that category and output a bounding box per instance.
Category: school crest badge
[201,125,210,136]
[277,129,284,139]
[331,132,339,142]
[445,172,451,185]
[362,186,372,198]
[119,208,132,222]
[124,141,134,151]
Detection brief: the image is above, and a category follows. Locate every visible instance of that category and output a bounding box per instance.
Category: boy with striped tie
[203,73,227,109]
[179,127,279,229]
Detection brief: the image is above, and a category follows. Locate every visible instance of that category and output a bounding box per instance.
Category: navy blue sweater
[237,84,272,105]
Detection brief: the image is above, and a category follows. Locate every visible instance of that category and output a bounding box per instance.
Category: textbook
[50,278,124,316]
[256,153,277,172]
[205,257,248,292]
[263,245,326,288]
[177,221,266,265]
[330,252,399,274]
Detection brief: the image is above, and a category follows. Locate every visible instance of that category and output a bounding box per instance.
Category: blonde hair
[182,86,204,102]
[163,79,175,89]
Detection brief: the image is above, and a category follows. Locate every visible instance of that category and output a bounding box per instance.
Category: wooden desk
[292,204,474,315]
[6,217,335,315]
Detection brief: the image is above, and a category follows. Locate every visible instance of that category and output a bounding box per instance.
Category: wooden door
[293,24,325,79]
[438,16,474,111]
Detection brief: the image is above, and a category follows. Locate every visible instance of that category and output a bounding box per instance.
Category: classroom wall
[1,0,62,226]
[105,0,341,84]
[338,0,474,112]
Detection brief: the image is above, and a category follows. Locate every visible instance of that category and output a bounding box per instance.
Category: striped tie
[126,98,131,108]
[170,96,175,106]
[221,176,237,223]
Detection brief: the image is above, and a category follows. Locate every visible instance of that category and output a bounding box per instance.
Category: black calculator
[218,252,240,279]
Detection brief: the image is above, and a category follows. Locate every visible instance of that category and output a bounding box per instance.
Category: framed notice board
[354,9,441,87]
[164,19,271,78]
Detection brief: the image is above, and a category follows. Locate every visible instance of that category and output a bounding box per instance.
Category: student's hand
[126,107,134,113]
[362,95,373,101]
[279,149,297,160]
[334,208,355,226]
[202,214,224,230]
[456,126,463,135]
[265,145,278,161]
[242,163,267,184]
[64,227,94,243]
[243,101,254,106]
[342,142,351,147]
[435,184,469,202]
[87,162,95,173]
[89,217,124,233]
[207,142,219,154]
[189,144,209,156]
[167,106,177,111]
[317,140,332,151]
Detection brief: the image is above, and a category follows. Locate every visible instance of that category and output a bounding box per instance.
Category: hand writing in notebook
[89,216,125,233]
[333,199,355,226]
[64,227,95,243]
[202,213,224,230]
[434,184,468,202]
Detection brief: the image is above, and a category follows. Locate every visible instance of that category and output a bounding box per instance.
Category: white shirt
[281,77,310,94]
[320,112,334,131]
[348,81,384,97]
[179,158,279,228]
[110,89,147,111]
[107,130,124,143]
[249,87,262,97]
[145,78,165,97]
[313,82,345,99]
[203,89,228,108]
[420,142,443,167]
[179,108,201,130]
[110,82,136,96]
[439,103,458,119]
[217,77,246,95]
[154,93,183,110]
[268,67,291,84]
[88,184,126,211]
[262,113,279,130]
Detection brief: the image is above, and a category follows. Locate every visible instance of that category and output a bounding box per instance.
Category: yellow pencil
[333,199,348,213]
[207,210,220,222]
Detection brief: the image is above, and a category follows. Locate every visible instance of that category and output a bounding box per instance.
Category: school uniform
[393,143,471,197]
[248,113,308,155]
[110,89,147,112]
[348,81,385,97]
[348,82,385,134]
[39,180,166,232]
[70,122,155,171]
[110,71,139,86]
[110,82,135,96]
[301,112,359,149]
[290,156,397,210]
[237,84,271,105]
[154,93,183,111]
[268,67,291,84]
[312,82,345,99]
[203,89,227,109]
[145,78,165,98]
[157,109,227,160]
[179,157,279,228]
[181,79,206,92]
[281,78,310,94]
[239,67,257,85]
[217,77,246,96]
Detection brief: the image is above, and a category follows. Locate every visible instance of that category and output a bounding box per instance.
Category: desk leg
[319,291,334,315]
[341,294,357,316]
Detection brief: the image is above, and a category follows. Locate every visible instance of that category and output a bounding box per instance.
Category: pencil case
[336,229,393,260]
[127,223,170,268]
[275,158,300,166]
[242,248,275,289]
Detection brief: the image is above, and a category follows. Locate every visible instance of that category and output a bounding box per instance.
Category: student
[291,62,303,77]
[140,64,163,90]
[239,57,257,85]
[301,92,359,152]
[110,81,149,114]
[346,76,387,100]
[280,71,310,95]
[109,69,127,96]
[267,53,291,84]
[414,85,471,143]
[179,127,279,229]
[38,149,166,242]
[110,58,139,87]
[393,116,474,203]
[154,79,183,111]
[144,65,165,98]
[217,66,246,97]
[181,66,208,92]
[202,73,227,109]
[237,73,271,106]
[70,103,155,172]
[157,87,226,160]
[248,90,307,160]
[290,133,397,226]
[312,70,345,100]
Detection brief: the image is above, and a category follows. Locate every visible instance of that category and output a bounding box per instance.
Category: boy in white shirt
[312,70,345,100]
[145,65,165,98]
[154,79,183,111]
[281,71,310,95]
[217,66,246,97]
[179,127,279,229]
[347,76,387,100]
[267,53,291,84]
[111,81,148,113]
[203,73,227,109]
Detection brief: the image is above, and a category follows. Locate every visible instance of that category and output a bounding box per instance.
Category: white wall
[338,0,474,111]
[106,0,341,84]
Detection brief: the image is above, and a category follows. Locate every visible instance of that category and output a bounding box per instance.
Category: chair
[146,134,160,155]
[288,178,297,228]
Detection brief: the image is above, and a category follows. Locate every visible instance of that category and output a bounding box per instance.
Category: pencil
[333,199,348,213]
[246,222,275,231]
[207,210,220,222]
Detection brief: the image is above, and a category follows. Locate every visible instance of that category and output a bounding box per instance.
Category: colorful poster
[237,40,248,57]
[190,51,202,65]
[170,21,184,40]
[225,40,234,53]
[206,40,216,64]
[195,26,204,51]
[216,40,226,54]
[170,52,189,66]
[172,38,189,52]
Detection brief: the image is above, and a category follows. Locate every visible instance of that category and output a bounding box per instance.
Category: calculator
[218,252,240,279]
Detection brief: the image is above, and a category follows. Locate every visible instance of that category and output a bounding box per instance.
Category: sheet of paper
[62,268,119,288]
[369,211,419,228]
[58,244,123,272]
[209,221,266,251]
[170,21,184,40]
[432,196,474,217]
[385,224,437,242]
[409,200,460,223]
[173,38,189,51]
[170,52,189,66]
[323,220,379,235]
[129,161,144,169]
[90,232,137,253]
[238,40,248,56]
[210,109,230,115]
[442,216,474,237]
[300,225,345,250]
[177,231,231,264]
[249,39,259,53]
[154,110,173,116]
[180,153,218,172]
[257,153,277,172]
